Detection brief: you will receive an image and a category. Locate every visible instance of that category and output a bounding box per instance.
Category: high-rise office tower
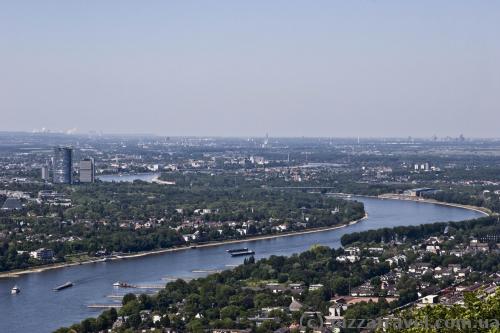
[79,158,95,183]
[53,147,73,184]
[41,165,49,180]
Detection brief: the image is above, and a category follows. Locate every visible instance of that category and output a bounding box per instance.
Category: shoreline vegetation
[0,194,489,280]
[0,213,368,279]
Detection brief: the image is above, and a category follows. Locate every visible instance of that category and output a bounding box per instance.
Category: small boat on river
[113,281,134,288]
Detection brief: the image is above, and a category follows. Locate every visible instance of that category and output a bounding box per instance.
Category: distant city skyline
[1,1,499,137]
[2,130,495,140]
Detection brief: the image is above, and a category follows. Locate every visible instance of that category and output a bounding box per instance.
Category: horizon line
[1,130,500,141]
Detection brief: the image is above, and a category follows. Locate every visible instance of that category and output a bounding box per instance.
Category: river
[97,173,159,183]
[0,197,485,332]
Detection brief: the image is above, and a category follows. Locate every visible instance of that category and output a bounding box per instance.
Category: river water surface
[97,173,159,183]
[0,197,484,332]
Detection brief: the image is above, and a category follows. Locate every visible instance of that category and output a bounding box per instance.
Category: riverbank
[151,175,175,185]
[0,214,368,279]
[376,193,492,216]
[328,192,491,216]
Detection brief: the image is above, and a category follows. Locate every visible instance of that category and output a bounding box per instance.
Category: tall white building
[41,165,49,180]
[79,158,95,183]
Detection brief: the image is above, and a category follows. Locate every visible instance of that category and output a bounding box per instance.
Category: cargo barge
[226,248,248,253]
[53,281,73,291]
[230,250,255,257]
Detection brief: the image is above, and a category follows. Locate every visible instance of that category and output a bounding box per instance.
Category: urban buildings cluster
[43,147,95,184]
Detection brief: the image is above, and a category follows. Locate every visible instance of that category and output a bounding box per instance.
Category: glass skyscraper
[53,147,73,184]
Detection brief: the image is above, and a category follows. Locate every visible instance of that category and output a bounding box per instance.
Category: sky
[1,1,499,138]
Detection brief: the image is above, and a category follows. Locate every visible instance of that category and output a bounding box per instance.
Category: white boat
[11,285,20,294]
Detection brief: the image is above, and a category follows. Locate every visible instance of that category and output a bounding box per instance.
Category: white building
[30,248,54,261]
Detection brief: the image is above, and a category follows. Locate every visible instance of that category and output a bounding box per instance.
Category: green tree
[381,291,500,333]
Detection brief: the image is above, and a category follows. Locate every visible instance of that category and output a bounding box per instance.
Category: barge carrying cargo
[230,250,255,257]
[226,248,248,253]
[53,281,73,291]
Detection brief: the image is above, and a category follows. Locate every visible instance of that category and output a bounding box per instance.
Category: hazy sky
[1,1,499,137]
